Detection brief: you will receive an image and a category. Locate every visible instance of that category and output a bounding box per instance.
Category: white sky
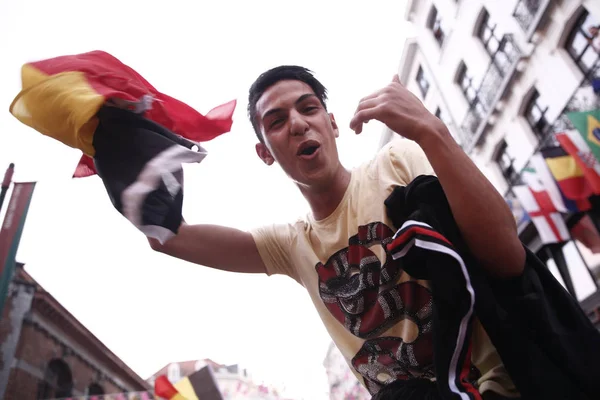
[0,1,414,398]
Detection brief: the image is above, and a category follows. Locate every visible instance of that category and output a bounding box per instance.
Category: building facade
[322,342,370,400]
[381,0,600,320]
[0,264,150,399]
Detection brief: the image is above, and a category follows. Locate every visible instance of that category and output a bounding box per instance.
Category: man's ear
[330,113,339,138]
[255,142,275,165]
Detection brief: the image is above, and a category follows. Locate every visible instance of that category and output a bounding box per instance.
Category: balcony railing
[459,34,522,153]
[513,0,541,33]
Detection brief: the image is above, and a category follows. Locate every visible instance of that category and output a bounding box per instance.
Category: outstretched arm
[350,76,525,278]
[149,223,267,274]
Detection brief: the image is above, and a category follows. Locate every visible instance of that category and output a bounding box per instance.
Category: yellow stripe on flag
[545,155,584,181]
[174,377,200,400]
[587,115,600,147]
[9,64,104,156]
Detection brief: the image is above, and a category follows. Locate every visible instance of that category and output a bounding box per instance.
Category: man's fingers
[350,106,380,134]
[357,89,386,105]
[392,74,401,84]
[354,97,381,114]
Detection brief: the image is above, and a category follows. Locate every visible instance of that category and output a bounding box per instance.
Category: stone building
[0,263,150,399]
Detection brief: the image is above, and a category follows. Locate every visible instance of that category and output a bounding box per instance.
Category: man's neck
[300,165,352,221]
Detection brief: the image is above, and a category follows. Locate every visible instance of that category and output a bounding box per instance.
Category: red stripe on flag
[529,189,563,241]
[154,375,180,400]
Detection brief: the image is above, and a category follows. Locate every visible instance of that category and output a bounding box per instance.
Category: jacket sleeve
[487,246,600,398]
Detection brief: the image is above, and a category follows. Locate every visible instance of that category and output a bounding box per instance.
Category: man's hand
[350,75,447,145]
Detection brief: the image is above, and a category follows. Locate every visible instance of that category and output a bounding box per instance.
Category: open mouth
[297,141,321,157]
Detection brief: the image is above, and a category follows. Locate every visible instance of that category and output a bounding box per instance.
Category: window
[495,141,518,183]
[513,0,542,33]
[416,66,430,98]
[565,9,600,74]
[456,62,478,104]
[37,359,73,399]
[167,363,181,383]
[195,360,207,371]
[477,9,502,56]
[524,89,549,138]
[87,383,105,395]
[427,6,445,46]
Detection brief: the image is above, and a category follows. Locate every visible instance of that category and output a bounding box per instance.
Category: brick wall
[4,320,131,399]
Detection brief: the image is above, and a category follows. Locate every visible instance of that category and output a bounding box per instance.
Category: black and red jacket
[381,175,600,400]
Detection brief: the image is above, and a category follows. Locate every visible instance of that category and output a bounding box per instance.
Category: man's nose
[289,112,309,136]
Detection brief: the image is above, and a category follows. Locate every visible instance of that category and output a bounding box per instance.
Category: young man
[150,66,525,398]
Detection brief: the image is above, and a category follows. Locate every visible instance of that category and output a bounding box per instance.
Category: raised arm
[351,75,525,278]
[148,223,267,274]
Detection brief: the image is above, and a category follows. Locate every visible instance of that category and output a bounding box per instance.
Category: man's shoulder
[355,137,425,177]
[252,217,307,239]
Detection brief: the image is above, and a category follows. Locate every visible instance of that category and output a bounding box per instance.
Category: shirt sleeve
[250,223,301,284]
[386,137,436,183]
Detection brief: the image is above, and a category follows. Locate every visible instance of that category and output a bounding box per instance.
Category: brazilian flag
[568,109,600,162]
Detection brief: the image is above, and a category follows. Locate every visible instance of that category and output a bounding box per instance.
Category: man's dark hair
[247,65,328,142]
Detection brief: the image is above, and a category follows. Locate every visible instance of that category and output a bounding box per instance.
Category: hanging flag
[154,376,188,400]
[506,195,530,231]
[8,50,236,178]
[567,109,600,164]
[513,185,570,244]
[540,145,593,211]
[0,163,14,213]
[521,154,571,212]
[0,182,36,316]
[571,214,600,254]
[555,130,600,194]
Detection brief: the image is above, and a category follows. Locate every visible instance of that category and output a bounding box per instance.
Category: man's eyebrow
[261,93,319,120]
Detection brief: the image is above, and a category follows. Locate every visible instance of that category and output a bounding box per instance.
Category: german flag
[8,50,236,178]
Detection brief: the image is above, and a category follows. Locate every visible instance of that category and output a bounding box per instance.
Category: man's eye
[304,107,318,113]
[270,119,284,129]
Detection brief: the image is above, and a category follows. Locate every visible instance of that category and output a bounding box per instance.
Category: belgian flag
[155,366,223,400]
[172,366,224,400]
[540,145,593,211]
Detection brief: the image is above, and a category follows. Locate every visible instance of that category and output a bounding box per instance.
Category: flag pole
[0,163,14,215]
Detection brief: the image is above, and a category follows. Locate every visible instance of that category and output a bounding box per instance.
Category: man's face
[254,80,341,187]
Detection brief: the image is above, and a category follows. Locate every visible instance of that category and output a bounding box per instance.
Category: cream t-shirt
[250,138,518,397]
